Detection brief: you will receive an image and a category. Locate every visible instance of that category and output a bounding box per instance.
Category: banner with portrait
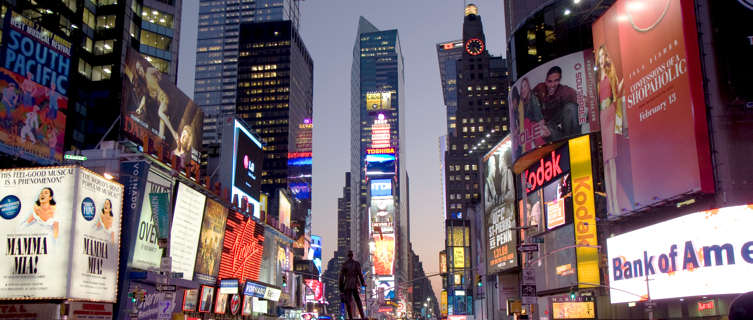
[482,136,518,272]
[194,198,228,284]
[509,50,598,161]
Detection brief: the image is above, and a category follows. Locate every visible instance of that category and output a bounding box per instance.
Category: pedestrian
[339,250,366,320]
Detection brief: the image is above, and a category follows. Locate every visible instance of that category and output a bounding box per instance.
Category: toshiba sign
[523,145,570,193]
[607,204,753,303]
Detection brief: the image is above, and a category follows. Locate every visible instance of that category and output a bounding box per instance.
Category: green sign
[64,154,87,161]
[149,193,170,240]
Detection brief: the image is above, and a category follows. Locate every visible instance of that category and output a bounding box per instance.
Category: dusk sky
[177,0,507,297]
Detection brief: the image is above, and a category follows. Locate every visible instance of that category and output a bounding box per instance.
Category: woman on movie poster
[20,187,59,242]
[92,199,116,243]
[596,45,626,216]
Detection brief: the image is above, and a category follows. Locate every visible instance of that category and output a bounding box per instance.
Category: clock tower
[443,4,510,317]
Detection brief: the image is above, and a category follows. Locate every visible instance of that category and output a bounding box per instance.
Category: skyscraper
[443,4,509,316]
[234,20,313,217]
[436,40,464,137]
[351,16,410,314]
[194,0,301,147]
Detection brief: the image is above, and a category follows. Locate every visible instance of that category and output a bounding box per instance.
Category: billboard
[370,196,395,234]
[373,234,395,276]
[365,153,396,176]
[606,204,753,303]
[532,224,578,292]
[568,135,599,288]
[592,0,713,216]
[304,279,323,302]
[129,168,172,271]
[0,11,70,163]
[218,211,265,283]
[551,296,596,319]
[194,198,228,283]
[370,179,392,197]
[170,183,207,281]
[439,251,447,274]
[122,48,203,172]
[509,49,598,160]
[279,190,291,229]
[123,282,184,320]
[233,119,264,205]
[0,166,123,301]
[310,235,322,274]
[483,136,517,272]
[366,91,392,111]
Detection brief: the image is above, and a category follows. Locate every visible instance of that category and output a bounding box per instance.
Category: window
[91,65,112,81]
[78,59,91,79]
[97,0,117,5]
[129,21,140,38]
[140,30,170,50]
[82,9,95,29]
[94,40,114,55]
[464,165,470,171]
[81,36,93,53]
[465,175,470,181]
[61,0,77,11]
[96,15,116,30]
[142,6,174,28]
[472,164,477,171]
[449,175,455,181]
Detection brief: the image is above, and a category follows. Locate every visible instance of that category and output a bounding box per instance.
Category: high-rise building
[436,40,464,137]
[350,16,410,314]
[323,171,353,319]
[0,0,183,156]
[443,4,509,317]
[234,20,313,218]
[194,0,301,147]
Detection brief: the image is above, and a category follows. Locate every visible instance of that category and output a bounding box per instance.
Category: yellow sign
[568,135,600,288]
[552,301,595,319]
[453,247,465,268]
[366,92,392,111]
[441,290,448,316]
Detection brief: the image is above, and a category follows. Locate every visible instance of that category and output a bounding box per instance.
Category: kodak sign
[568,135,599,288]
[523,145,570,193]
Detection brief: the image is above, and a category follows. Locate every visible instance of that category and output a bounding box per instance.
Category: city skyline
[177,0,508,298]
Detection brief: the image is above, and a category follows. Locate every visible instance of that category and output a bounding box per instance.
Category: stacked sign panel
[482,136,517,273]
[194,198,229,284]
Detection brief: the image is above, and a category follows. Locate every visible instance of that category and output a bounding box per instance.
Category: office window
[96,15,116,30]
[82,9,95,29]
[94,39,114,55]
[91,65,112,81]
[81,36,93,53]
[142,6,174,28]
[78,59,91,79]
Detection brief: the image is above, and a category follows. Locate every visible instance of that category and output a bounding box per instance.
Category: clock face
[465,38,484,56]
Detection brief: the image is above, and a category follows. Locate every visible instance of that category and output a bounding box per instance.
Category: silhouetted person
[340,250,366,320]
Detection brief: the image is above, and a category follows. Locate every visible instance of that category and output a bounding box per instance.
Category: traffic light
[282,274,287,287]
[569,288,576,300]
[128,291,136,303]
[476,275,482,287]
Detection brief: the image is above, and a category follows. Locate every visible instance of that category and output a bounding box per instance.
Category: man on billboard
[534,66,580,141]
[339,250,366,320]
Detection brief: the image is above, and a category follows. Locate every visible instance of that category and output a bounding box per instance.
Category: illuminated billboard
[366,91,392,111]
[122,48,203,174]
[231,119,264,218]
[278,190,291,229]
[128,168,172,271]
[373,234,395,276]
[304,279,323,302]
[0,11,70,163]
[170,183,207,281]
[509,49,599,161]
[607,204,753,303]
[483,136,517,272]
[365,153,396,176]
[551,296,596,319]
[370,179,392,197]
[532,224,577,292]
[309,235,322,274]
[194,198,229,283]
[370,114,391,148]
[370,197,395,234]
[0,167,123,302]
[439,251,447,274]
[592,0,713,216]
[218,211,265,283]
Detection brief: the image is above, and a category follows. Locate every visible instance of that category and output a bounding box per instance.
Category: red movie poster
[592,0,712,216]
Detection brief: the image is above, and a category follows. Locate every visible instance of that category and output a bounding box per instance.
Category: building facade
[233,20,313,219]
[436,40,463,137]
[194,0,301,147]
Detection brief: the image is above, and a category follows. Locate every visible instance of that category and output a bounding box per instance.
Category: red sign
[373,234,395,276]
[304,279,323,301]
[367,147,395,155]
[698,300,714,312]
[218,211,265,283]
[288,152,312,159]
[592,0,713,216]
[523,147,569,193]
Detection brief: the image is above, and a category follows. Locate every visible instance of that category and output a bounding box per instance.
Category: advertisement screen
[532,224,577,292]
[279,190,291,229]
[122,48,203,170]
[120,281,184,320]
[370,197,395,234]
[304,279,323,302]
[170,183,207,280]
[194,199,228,282]
[129,169,172,270]
[453,247,465,268]
[439,251,447,274]
[366,91,392,111]
[370,179,392,197]
[0,11,70,163]
[218,211,265,282]
[509,49,598,160]
[69,169,124,302]
[373,234,395,276]
[483,136,517,272]
[366,154,396,176]
[607,204,753,303]
[592,0,713,216]
[233,119,263,204]
[310,235,322,274]
[0,167,123,301]
[551,297,596,319]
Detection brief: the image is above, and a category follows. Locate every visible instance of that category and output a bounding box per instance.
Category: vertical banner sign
[169,183,206,281]
[149,193,170,240]
[119,161,150,269]
[568,135,599,288]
